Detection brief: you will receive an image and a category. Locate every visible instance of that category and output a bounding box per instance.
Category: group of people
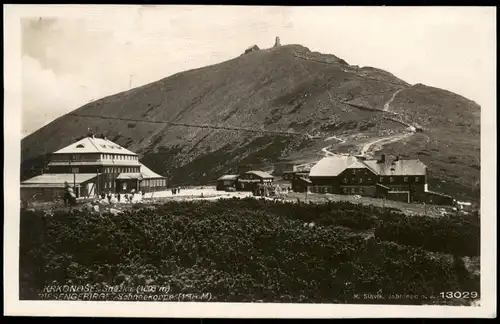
[99,190,146,204]
[171,187,182,195]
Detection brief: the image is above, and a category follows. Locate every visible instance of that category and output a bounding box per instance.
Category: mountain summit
[21,43,480,200]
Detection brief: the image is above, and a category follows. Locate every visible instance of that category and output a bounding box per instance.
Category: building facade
[21,135,167,200]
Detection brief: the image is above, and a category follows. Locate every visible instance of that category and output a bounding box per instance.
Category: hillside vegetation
[20,198,480,304]
[21,44,480,201]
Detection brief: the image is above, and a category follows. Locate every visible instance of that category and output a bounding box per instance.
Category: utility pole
[70,158,77,198]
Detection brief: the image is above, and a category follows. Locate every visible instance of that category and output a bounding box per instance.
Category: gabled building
[216,169,274,192]
[216,175,239,191]
[236,171,274,192]
[308,154,453,205]
[21,135,167,200]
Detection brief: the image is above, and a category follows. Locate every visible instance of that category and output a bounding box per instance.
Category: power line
[68,112,309,137]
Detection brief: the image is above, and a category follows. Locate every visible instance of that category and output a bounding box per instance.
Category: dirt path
[359,131,413,158]
[383,88,404,112]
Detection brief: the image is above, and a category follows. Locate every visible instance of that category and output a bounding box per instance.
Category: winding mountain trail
[359,131,414,158]
[318,88,417,159]
[383,88,404,111]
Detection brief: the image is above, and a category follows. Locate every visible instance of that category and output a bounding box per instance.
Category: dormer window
[76,144,85,148]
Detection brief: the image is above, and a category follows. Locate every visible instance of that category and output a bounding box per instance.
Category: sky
[20,5,496,137]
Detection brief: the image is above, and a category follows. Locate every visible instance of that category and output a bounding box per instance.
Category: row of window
[342,187,365,194]
[311,186,333,194]
[102,179,167,189]
[142,179,166,187]
[342,176,422,184]
[68,154,138,161]
[102,167,140,173]
[101,154,137,161]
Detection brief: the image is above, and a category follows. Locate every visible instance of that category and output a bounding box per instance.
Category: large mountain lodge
[21,134,167,201]
[298,154,453,205]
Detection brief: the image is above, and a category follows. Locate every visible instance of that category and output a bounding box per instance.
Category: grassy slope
[381,84,480,201]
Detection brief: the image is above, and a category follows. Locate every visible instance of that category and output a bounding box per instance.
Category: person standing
[63,181,70,207]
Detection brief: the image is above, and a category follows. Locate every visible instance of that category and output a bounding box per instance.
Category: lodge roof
[426,190,454,199]
[310,155,427,177]
[21,173,97,187]
[53,136,137,155]
[362,159,426,176]
[140,164,164,179]
[309,155,359,177]
[116,173,142,180]
[218,175,239,180]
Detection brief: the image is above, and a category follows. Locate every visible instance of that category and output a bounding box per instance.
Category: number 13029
[440,291,479,299]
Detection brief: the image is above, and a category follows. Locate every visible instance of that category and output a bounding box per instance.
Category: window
[415,176,420,182]
[368,177,372,182]
[359,178,363,184]
[404,177,408,183]
[76,144,85,148]
[379,177,384,183]
[343,188,348,193]
[389,177,395,183]
[343,178,348,184]
[123,183,127,190]
[109,181,112,188]
[359,187,364,194]
[104,182,108,189]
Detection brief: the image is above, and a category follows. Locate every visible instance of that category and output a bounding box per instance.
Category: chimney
[378,154,386,164]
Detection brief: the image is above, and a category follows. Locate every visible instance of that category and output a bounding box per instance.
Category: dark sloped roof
[246,170,274,179]
[362,159,426,176]
[310,155,426,177]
